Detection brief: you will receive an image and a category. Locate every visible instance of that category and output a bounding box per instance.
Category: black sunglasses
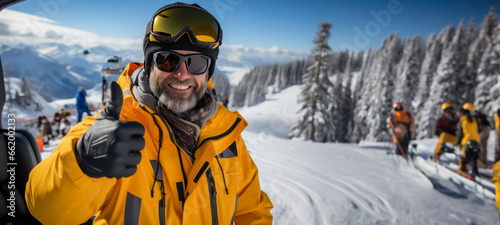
[153,51,211,75]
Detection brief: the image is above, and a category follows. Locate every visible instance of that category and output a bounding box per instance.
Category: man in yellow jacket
[456,103,481,178]
[25,3,273,224]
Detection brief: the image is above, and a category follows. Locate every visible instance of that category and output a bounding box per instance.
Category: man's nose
[173,60,191,81]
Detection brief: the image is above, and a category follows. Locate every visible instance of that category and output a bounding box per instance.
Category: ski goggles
[153,51,211,75]
[147,5,222,49]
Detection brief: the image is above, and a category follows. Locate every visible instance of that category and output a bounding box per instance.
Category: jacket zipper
[140,105,185,222]
[159,180,166,225]
[206,168,219,225]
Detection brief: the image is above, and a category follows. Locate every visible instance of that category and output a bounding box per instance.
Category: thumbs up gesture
[75,82,145,178]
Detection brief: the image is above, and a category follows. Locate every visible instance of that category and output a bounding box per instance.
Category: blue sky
[8,0,500,53]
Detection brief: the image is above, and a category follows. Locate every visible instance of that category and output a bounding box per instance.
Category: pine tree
[428,21,467,110]
[477,23,500,114]
[413,33,443,139]
[474,7,499,111]
[365,33,402,141]
[394,35,425,112]
[351,48,373,143]
[210,74,231,104]
[291,22,334,142]
[335,54,354,143]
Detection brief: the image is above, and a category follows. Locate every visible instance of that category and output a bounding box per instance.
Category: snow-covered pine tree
[446,20,469,104]
[21,75,32,102]
[246,64,275,107]
[290,22,334,142]
[474,7,499,112]
[365,33,402,142]
[464,11,497,105]
[415,25,455,138]
[272,62,292,93]
[210,73,231,104]
[394,35,425,112]
[421,22,468,139]
[335,53,354,143]
[413,33,443,139]
[477,22,500,114]
[427,21,467,111]
[351,48,373,143]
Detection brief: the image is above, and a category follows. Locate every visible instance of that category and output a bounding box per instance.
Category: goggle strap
[150,28,219,49]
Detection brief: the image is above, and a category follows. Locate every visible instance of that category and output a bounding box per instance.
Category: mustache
[161,76,197,88]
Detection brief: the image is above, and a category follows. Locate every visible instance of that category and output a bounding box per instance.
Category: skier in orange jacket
[387,102,414,159]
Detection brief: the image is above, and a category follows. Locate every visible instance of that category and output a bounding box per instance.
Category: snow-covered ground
[40,84,500,225]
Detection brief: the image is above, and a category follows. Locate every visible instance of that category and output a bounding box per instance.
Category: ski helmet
[441,102,453,112]
[392,102,404,111]
[143,2,222,78]
[462,102,475,112]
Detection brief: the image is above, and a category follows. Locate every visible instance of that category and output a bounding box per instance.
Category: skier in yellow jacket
[456,103,481,178]
[25,3,273,224]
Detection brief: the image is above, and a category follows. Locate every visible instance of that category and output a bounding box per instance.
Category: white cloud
[0,9,308,84]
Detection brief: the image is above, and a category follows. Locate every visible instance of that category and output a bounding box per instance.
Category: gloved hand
[75,82,145,178]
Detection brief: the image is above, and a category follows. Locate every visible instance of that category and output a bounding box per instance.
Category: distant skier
[52,107,65,136]
[59,110,72,136]
[222,96,229,107]
[434,102,459,161]
[495,108,500,163]
[76,87,92,122]
[456,103,481,178]
[387,102,414,159]
[37,115,52,144]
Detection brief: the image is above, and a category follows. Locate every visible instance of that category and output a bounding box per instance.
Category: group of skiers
[388,102,500,217]
[387,101,500,177]
[433,102,495,178]
[35,87,93,145]
[36,107,72,143]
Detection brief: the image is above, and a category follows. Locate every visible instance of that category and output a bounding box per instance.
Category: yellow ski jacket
[456,116,480,146]
[492,161,500,213]
[26,63,273,225]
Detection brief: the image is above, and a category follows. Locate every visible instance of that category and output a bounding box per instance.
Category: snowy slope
[236,85,499,225]
[39,84,500,225]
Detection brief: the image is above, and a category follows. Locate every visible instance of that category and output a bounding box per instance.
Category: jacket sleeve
[233,136,273,224]
[492,162,500,213]
[456,120,464,146]
[25,115,117,225]
[496,116,500,131]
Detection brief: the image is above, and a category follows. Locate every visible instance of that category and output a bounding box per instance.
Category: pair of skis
[408,143,495,197]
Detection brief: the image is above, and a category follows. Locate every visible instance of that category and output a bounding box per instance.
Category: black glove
[75,82,145,178]
[434,129,442,137]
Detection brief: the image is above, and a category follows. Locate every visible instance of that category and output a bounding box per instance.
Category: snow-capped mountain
[0,8,308,101]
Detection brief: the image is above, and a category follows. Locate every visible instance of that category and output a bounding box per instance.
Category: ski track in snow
[246,132,499,225]
[246,133,407,224]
